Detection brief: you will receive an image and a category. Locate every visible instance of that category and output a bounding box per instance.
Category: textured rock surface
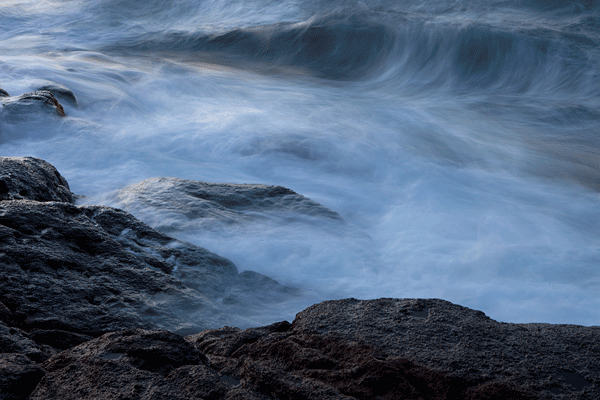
[24,305,574,400]
[109,177,345,233]
[0,157,74,203]
[0,90,65,117]
[0,157,298,340]
[0,200,205,336]
[291,298,600,399]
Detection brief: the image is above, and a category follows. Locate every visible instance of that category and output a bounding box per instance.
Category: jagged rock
[0,157,74,203]
[26,304,551,400]
[36,83,77,106]
[290,298,600,399]
[0,158,298,339]
[188,321,538,400]
[0,200,208,336]
[109,177,345,233]
[0,321,55,363]
[80,205,298,314]
[0,90,65,117]
[0,353,45,400]
[30,329,211,400]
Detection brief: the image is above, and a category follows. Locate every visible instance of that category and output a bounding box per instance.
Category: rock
[36,83,77,106]
[7,297,600,399]
[0,90,65,117]
[0,157,74,203]
[80,205,299,319]
[30,329,213,400]
[0,321,55,363]
[28,330,94,351]
[0,89,9,97]
[109,177,345,233]
[0,157,298,337]
[290,298,600,399]
[187,320,539,400]
[0,200,206,336]
[0,353,45,400]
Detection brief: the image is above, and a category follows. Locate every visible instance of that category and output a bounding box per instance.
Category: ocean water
[1,0,599,327]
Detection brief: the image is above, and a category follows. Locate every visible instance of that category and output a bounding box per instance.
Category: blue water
[1,0,599,326]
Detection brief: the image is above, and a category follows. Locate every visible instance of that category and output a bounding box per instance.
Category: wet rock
[0,90,65,117]
[0,156,299,336]
[81,205,298,317]
[0,157,74,203]
[109,177,345,233]
[0,88,9,97]
[0,353,45,400]
[0,199,219,336]
[36,83,77,106]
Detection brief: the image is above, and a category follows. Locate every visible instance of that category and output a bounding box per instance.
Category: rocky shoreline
[1,156,598,399]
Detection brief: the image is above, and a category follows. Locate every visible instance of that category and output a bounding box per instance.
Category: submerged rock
[110,177,345,233]
[0,90,65,117]
[36,83,77,106]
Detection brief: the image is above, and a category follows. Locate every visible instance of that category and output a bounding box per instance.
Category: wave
[104,13,599,102]
[105,16,394,80]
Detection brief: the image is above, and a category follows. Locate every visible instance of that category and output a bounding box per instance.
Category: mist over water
[1,0,599,327]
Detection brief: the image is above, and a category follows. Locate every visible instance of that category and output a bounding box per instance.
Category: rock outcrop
[0,157,298,340]
[0,157,73,203]
[291,298,600,399]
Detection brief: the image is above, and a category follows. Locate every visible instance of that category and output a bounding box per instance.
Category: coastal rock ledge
[0,157,599,400]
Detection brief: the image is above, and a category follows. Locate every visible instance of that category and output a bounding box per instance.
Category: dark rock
[0,353,45,400]
[0,90,65,117]
[0,301,11,322]
[30,330,213,400]
[12,298,600,399]
[0,89,9,97]
[28,329,93,350]
[81,205,298,316]
[30,360,191,400]
[0,157,74,203]
[42,329,207,375]
[0,321,55,363]
[290,298,600,399]
[36,83,77,105]
[187,323,538,400]
[0,157,298,337]
[0,199,216,336]
[109,177,345,233]
[0,200,211,336]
